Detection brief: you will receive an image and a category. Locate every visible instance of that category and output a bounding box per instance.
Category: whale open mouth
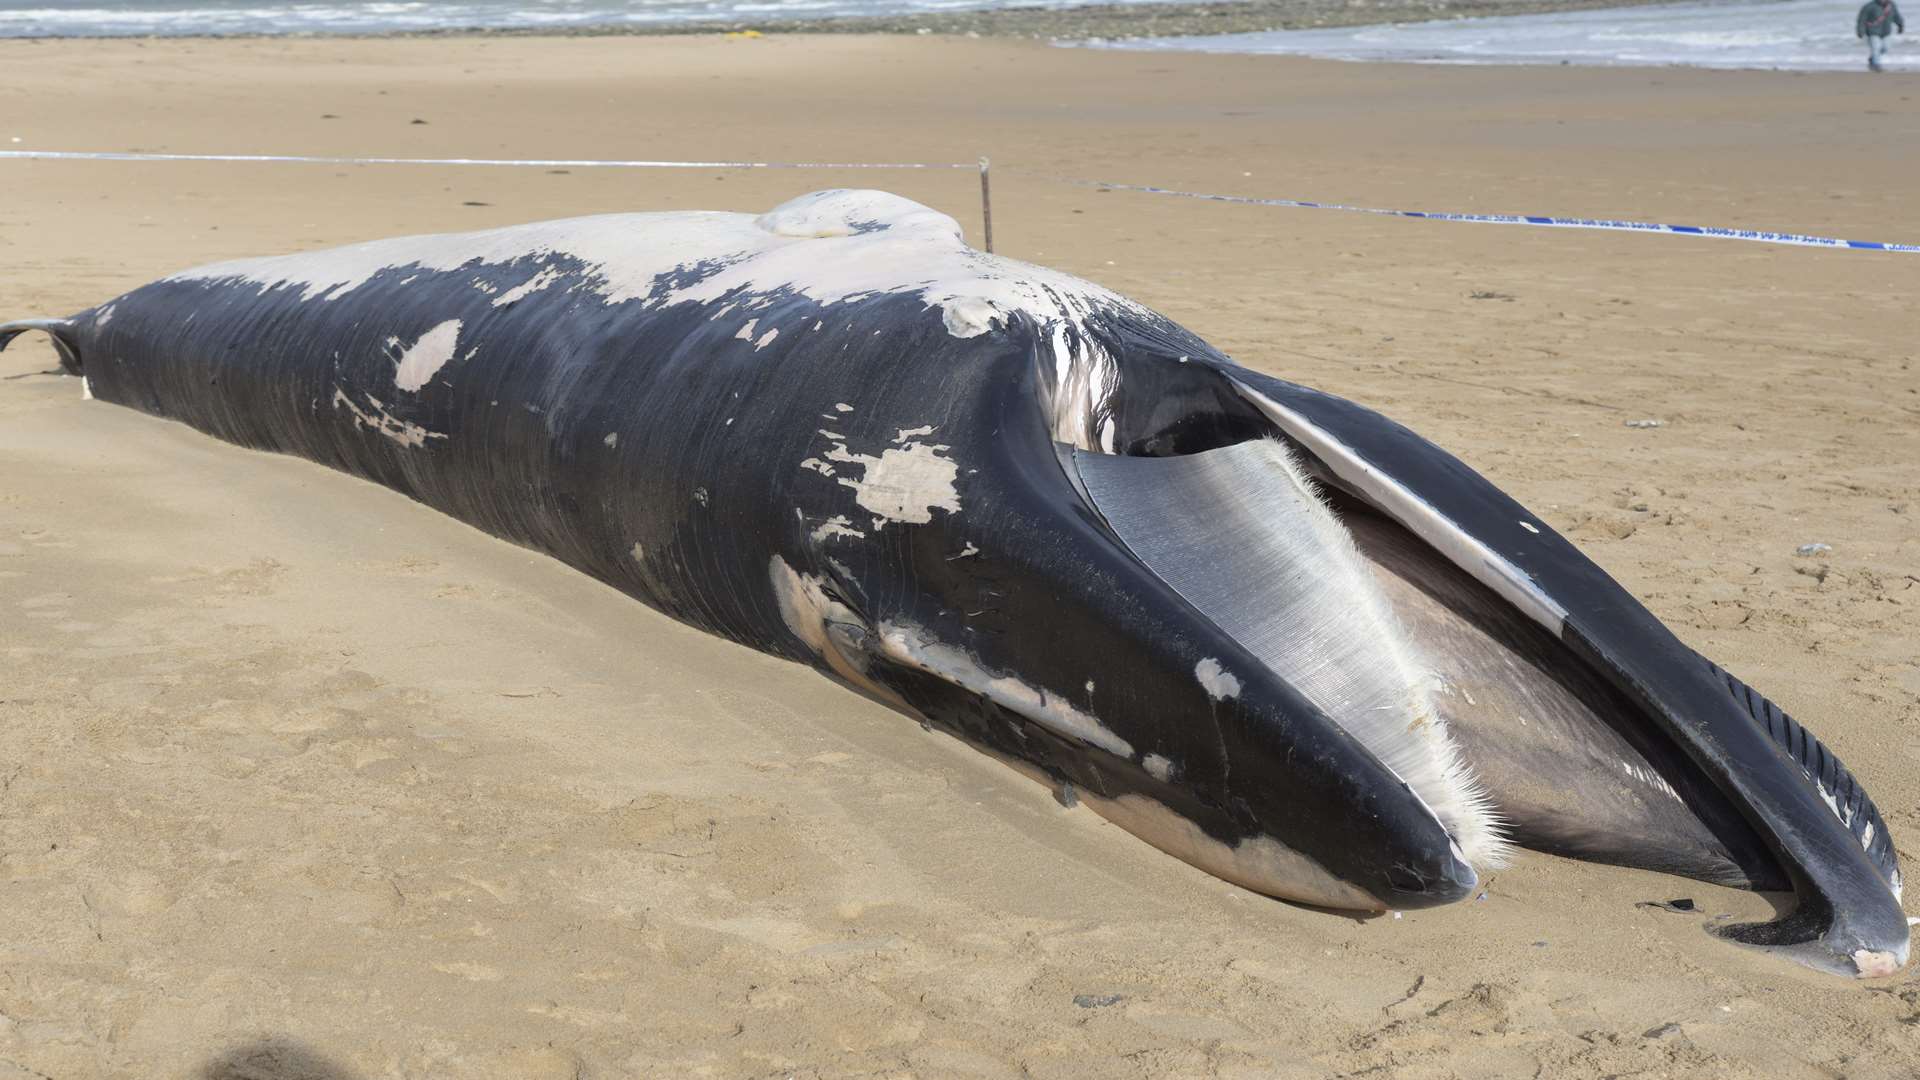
[1049,351,1905,976]
[1074,434,1795,891]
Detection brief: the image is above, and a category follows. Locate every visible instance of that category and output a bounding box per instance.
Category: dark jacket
[1859,0,1904,37]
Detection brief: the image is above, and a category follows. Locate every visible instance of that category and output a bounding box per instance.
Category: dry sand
[2,33,1918,1079]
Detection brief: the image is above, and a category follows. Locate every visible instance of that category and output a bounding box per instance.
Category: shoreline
[1,0,1682,42]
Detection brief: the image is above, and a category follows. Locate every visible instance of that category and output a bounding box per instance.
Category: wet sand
[1,32,1917,1079]
[2,0,1684,41]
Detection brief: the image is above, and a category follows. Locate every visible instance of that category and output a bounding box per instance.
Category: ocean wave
[0,0,1141,35]
[1071,0,1908,72]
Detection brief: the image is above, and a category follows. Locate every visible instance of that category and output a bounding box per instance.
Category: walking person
[1858,0,1905,72]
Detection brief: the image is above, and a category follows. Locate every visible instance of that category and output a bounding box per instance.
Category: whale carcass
[2,189,1904,976]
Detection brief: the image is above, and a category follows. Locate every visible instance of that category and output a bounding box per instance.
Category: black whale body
[2,189,1905,976]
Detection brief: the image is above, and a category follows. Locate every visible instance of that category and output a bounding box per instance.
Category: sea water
[5,0,1903,72]
[1073,0,1909,72]
[0,0,1124,37]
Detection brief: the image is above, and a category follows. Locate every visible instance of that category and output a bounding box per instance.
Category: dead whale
[2,189,1904,976]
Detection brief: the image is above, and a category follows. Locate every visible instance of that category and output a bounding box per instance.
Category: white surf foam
[1071,0,1913,73]
[0,0,1153,37]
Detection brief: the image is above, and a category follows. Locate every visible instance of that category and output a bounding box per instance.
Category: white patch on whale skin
[331,387,446,448]
[1142,753,1174,782]
[95,303,115,327]
[766,555,911,713]
[877,621,1134,759]
[1081,791,1385,912]
[392,318,463,392]
[491,264,562,307]
[1815,779,1852,827]
[941,295,1001,338]
[1194,658,1242,702]
[630,542,645,562]
[812,426,960,530]
[735,318,759,342]
[769,555,860,660]
[846,442,959,528]
[164,190,1151,342]
[604,432,618,448]
[810,515,865,544]
[754,328,780,351]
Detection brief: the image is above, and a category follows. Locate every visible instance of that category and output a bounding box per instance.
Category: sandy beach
[2,31,1918,1078]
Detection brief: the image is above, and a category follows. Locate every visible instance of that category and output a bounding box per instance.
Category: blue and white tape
[1080,181,1920,254]
[0,149,977,170]
[6,150,1912,253]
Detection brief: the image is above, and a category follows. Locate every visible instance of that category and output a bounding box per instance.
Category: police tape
[7,150,1912,253]
[1078,180,1920,254]
[2,148,1000,251]
[0,149,977,170]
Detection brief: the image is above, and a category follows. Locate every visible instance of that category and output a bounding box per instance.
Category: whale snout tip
[1852,947,1906,979]
[1379,843,1479,911]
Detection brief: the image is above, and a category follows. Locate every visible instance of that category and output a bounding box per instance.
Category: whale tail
[0,318,83,375]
